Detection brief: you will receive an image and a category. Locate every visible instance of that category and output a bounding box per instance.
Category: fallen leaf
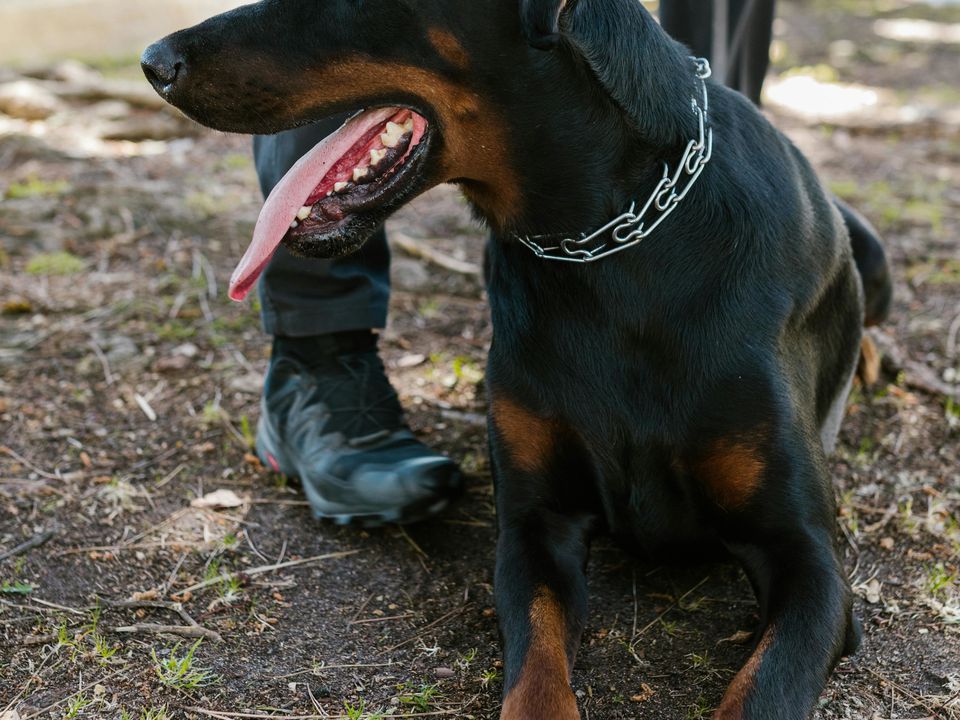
[718,629,754,645]
[2,298,32,315]
[631,683,655,702]
[191,488,245,509]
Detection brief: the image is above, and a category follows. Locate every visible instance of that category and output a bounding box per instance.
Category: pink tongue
[228,108,399,302]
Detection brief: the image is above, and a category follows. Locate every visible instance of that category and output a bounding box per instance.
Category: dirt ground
[1,1,958,719]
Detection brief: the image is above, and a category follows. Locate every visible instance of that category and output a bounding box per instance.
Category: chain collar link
[514,57,713,263]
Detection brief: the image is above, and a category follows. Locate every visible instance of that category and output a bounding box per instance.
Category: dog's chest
[579,432,719,555]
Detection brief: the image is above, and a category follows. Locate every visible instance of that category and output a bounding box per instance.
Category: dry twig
[0,529,56,562]
[180,550,361,594]
[391,231,483,278]
[113,623,221,641]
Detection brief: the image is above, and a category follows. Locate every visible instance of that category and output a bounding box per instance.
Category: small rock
[391,258,430,292]
[865,578,882,605]
[1,710,23,720]
[155,354,191,373]
[174,342,199,358]
[105,335,138,364]
[396,353,426,368]
[229,371,263,395]
[0,80,63,120]
[433,667,456,679]
[879,537,895,551]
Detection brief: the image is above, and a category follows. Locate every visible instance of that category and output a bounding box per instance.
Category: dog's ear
[519,0,567,50]
[555,0,698,145]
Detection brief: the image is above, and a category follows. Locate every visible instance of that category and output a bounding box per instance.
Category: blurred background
[1,2,958,720]
[0,0,244,64]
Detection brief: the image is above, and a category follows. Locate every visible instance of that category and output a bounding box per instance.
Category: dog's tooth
[381,121,404,148]
[290,219,299,229]
[370,148,387,165]
[297,206,311,221]
[334,181,349,193]
[353,166,370,182]
[402,118,414,133]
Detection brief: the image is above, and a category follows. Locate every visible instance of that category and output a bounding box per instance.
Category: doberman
[142,1,893,717]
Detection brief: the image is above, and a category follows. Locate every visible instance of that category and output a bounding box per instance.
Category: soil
[1,1,958,719]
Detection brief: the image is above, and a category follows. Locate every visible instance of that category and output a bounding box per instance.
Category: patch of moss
[26,252,85,276]
[829,179,860,201]
[6,177,70,200]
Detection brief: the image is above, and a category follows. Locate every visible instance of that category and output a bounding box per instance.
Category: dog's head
[142,0,694,300]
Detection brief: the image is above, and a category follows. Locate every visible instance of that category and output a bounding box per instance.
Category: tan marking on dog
[501,588,580,720]
[857,334,880,386]
[491,397,557,473]
[290,58,520,228]
[714,627,775,719]
[427,28,470,71]
[697,436,766,510]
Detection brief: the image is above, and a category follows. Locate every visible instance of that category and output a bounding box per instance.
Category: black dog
[142,1,892,717]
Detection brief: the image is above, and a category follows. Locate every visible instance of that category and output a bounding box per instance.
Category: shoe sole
[256,417,461,527]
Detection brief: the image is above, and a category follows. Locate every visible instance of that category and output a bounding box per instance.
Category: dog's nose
[141,40,185,96]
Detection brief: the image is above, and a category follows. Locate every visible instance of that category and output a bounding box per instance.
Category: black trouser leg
[660,0,776,105]
[252,115,391,337]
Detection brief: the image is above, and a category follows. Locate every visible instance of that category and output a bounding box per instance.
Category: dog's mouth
[229,107,431,301]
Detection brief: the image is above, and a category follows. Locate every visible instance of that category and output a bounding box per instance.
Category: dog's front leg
[699,441,861,720]
[488,394,591,720]
[495,510,591,720]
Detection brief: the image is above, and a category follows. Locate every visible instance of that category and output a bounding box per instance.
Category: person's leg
[253,118,391,337]
[659,0,775,105]
[251,120,463,525]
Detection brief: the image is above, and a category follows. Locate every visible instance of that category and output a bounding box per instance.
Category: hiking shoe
[256,331,463,525]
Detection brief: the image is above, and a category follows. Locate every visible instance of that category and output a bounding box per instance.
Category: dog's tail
[834,197,893,328]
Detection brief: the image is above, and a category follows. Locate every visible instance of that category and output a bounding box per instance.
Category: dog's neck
[468,0,704,240]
